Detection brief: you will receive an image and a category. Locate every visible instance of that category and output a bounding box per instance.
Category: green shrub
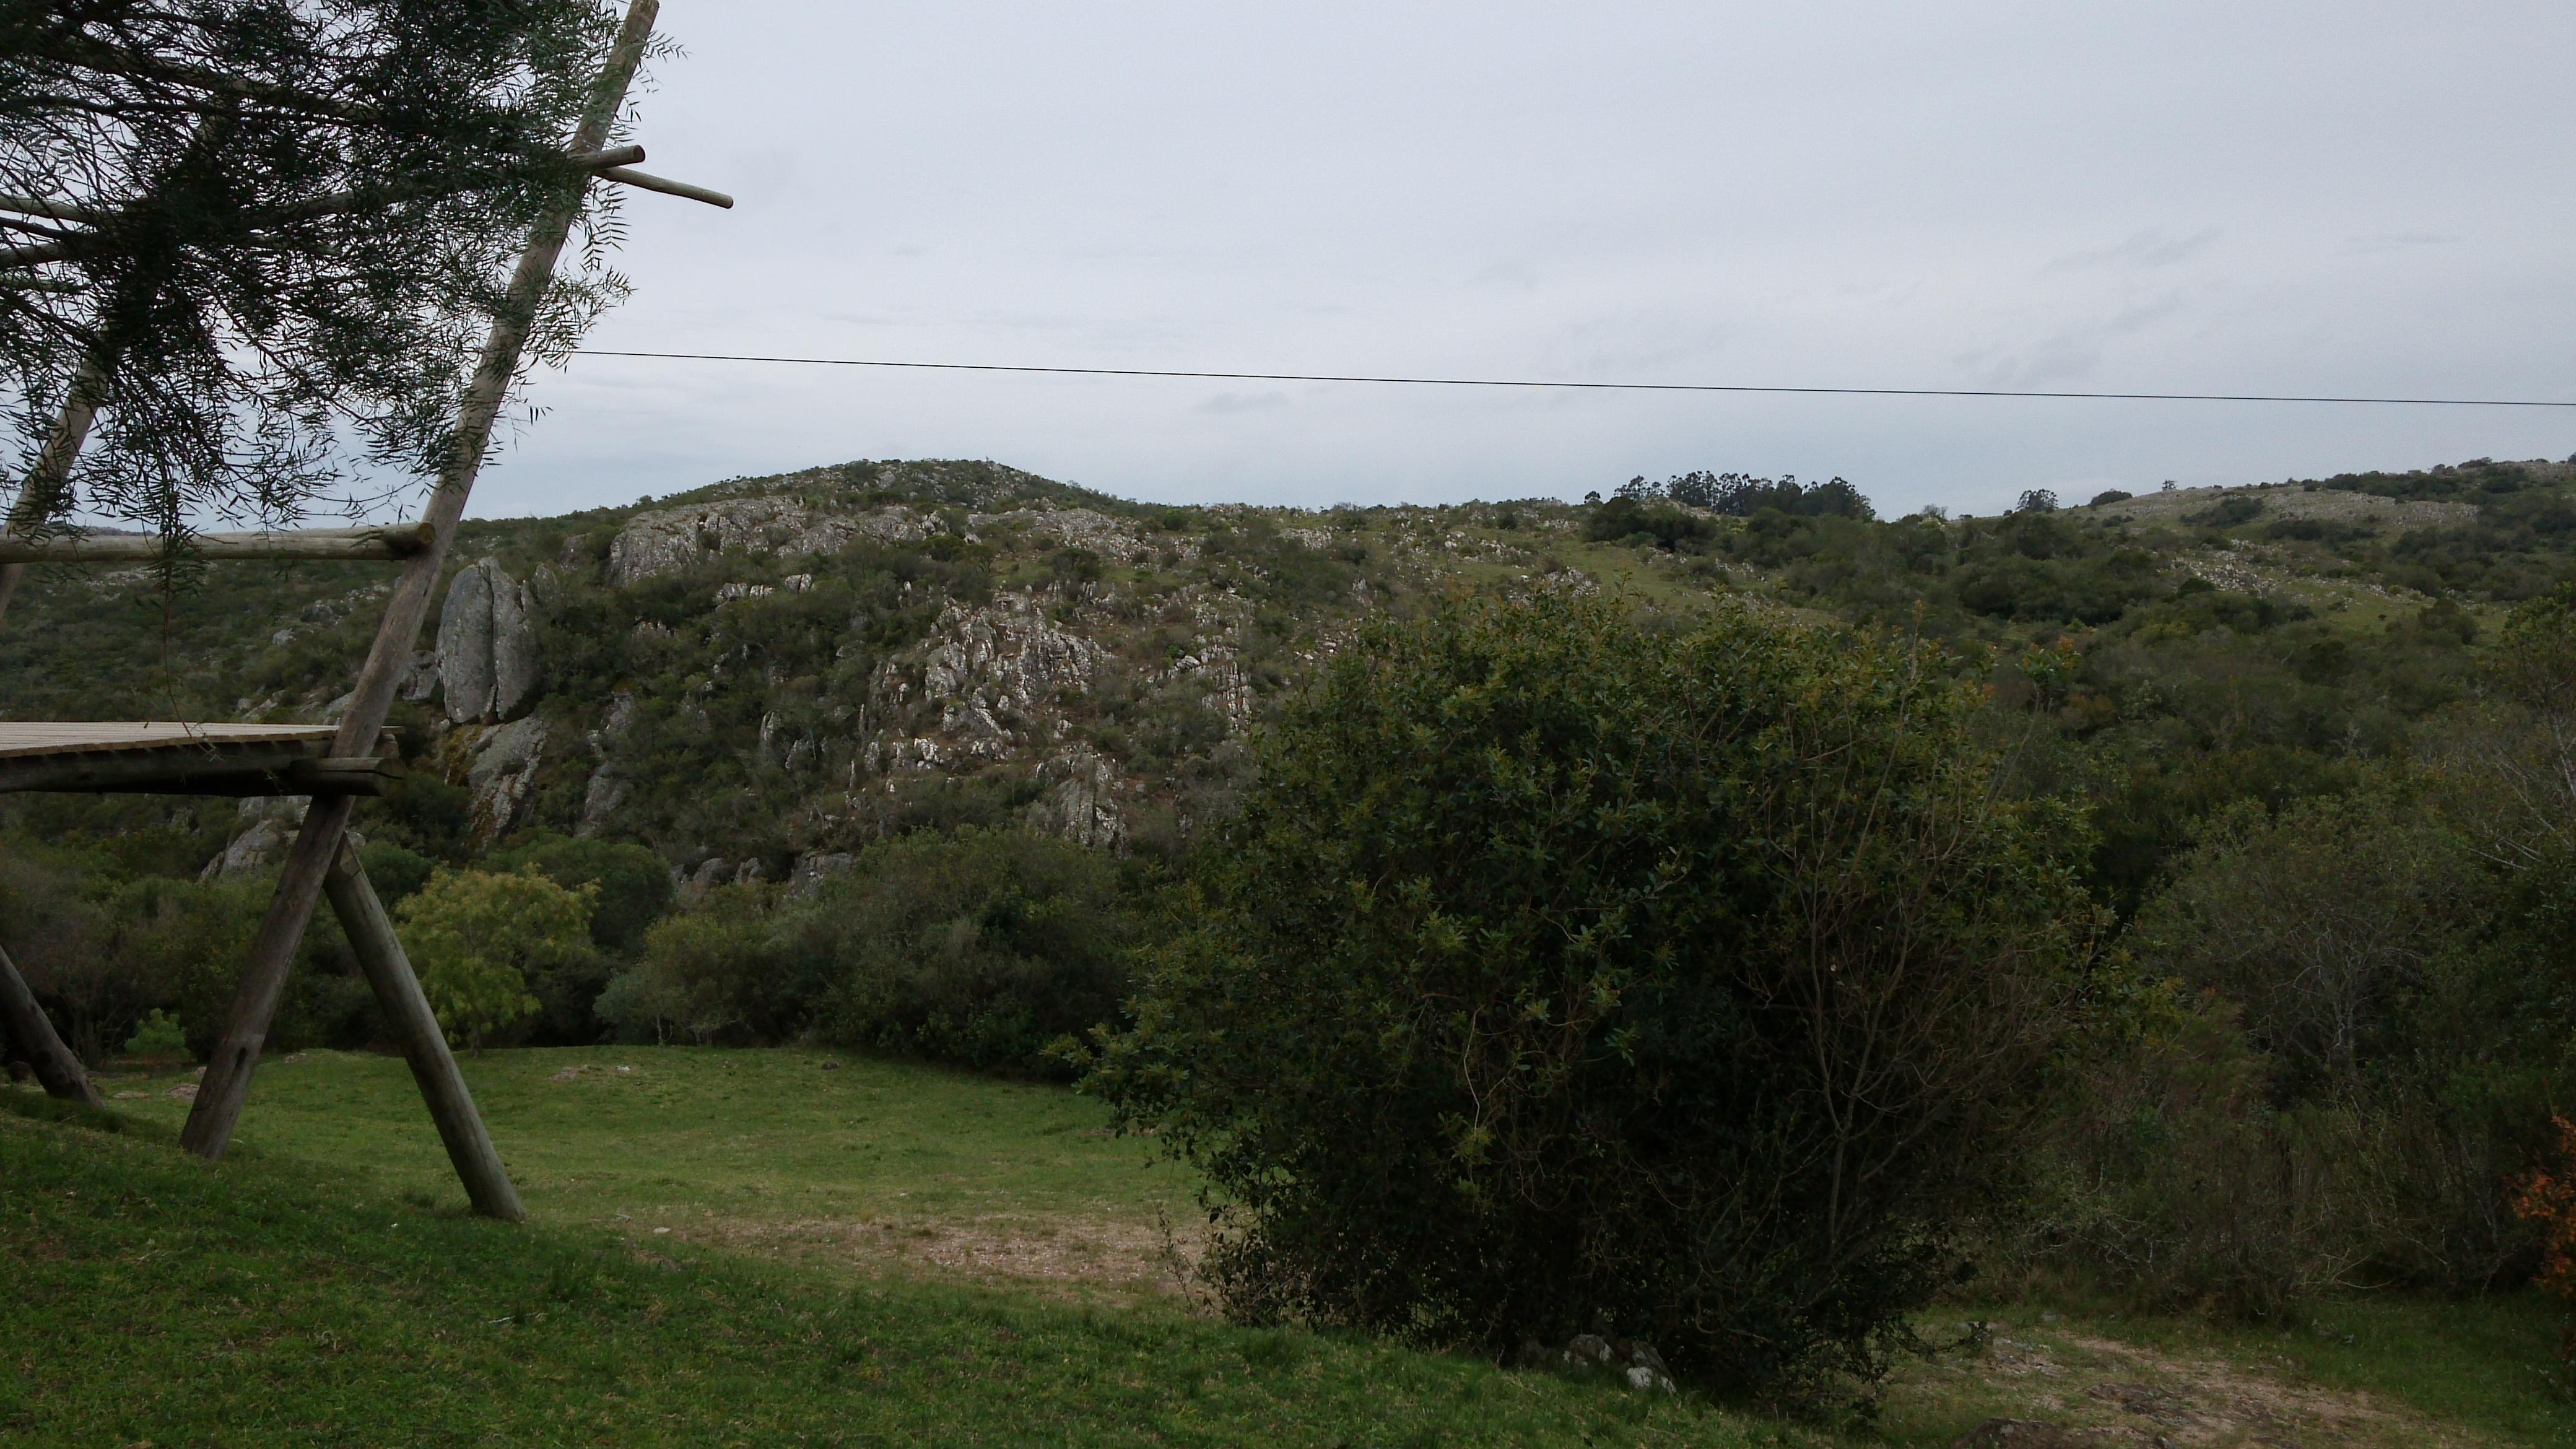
[2042,780,2560,1307]
[120,1007,186,1060]
[1084,591,2099,1399]
[1582,495,1715,550]
[806,827,1139,1076]
[2185,494,2266,528]
[394,868,596,1054]
[357,840,436,908]
[598,832,1145,1071]
[601,884,806,1045]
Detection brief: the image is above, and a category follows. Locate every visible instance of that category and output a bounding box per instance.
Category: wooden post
[181,0,663,1164]
[322,836,525,1221]
[0,941,102,1109]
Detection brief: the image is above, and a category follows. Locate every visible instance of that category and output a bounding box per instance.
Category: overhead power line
[578,349,2576,409]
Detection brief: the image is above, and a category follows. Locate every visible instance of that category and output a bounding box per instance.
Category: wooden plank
[0,722,337,757]
[0,941,102,1110]
[0,522,434,564]
[321,837,526,1221]
[0,747,401,796]
[183,0,666,1165]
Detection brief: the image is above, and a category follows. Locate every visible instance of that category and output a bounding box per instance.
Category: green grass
[102,1045,1177,1232]
[0,1090,1772,1448]
[11,1049,2575,1447]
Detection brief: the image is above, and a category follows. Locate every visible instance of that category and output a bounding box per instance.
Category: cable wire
[577,349,2576,409]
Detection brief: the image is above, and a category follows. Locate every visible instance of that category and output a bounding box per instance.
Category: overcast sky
[475,1,2576,520]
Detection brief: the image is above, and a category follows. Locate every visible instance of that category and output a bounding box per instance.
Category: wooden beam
[0,521,434,564]
[0,942,102,1110]
[566,144,648,171]
[183,0,668,1165]
[599,166,733,209]
[321,837,526,1221]
[0,747,400,796]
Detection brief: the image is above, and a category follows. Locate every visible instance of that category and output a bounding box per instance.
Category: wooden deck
[0,722,401,795]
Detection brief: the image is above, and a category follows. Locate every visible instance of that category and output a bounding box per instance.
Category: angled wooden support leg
[323,835,525,1222]
[172,0,658,1165]
[0,939,102,1108]
[179,792,354,1158]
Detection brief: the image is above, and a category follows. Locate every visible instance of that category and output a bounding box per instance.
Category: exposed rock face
[436,560,540,724]
[871,592,1107,764]
[466,715,547,839]
[789,851,858,897]
[396,650,439,703]
[609,497,936,585]
[578,691,640,838]
[1026,747,1125,849]
[201,798,305,880]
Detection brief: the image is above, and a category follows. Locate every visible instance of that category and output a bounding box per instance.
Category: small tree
[1086,590,2099,1398]
[394,866,593,1053]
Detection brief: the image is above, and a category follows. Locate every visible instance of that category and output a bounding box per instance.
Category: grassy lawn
[1,1094,1768,1448]
[9,1048,2574,1447]
[100,1045,1189,1302]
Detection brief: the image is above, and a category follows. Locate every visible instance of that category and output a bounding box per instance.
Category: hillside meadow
[8,1048,2574,1448]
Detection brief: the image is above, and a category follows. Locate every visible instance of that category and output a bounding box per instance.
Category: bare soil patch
[1909,1326,2497,1448]
[642,1209,1209,1307]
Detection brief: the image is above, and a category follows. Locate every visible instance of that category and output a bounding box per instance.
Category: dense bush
[601,884,804,1045]
[1085,591,2100,1398]
[0,847,372,1063]
[394,868,597,1054]
[600,828,1142,1075]
[2013,746,2573,1312]
[1619,471,1875,520]
[1582,495,1715,550]
[806,828,1141,1074]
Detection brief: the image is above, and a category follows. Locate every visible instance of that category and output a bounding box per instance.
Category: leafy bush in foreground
[1086,591,2100,1399]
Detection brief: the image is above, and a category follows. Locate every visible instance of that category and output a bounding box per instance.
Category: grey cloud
[2344,233,2461,253]
[1194,391,1290,414]
[1979,296,2191,389]
[2045,228,2222,274]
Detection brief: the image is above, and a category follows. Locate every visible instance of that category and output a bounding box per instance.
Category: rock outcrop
[201,798,305,880]
[435,559,540,724]
[1026,747,1125,849]
[871,593,1108,764]
[466,715,547,839]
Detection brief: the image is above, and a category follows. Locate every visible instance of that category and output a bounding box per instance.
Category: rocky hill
[4,452,2570,903]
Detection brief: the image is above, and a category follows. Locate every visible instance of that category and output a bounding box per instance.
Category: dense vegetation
[1086,592,2097,1396]
[6,451,2576,1404]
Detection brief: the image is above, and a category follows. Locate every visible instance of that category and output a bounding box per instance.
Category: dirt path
[1897,1325,2497,1448]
